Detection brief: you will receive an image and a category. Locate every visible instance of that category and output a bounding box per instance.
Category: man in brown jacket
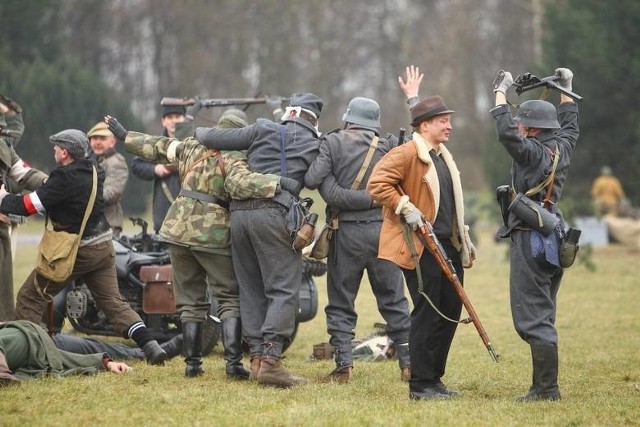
[368,94,476,401]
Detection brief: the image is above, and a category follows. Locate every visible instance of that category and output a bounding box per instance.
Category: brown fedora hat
[410,95,455,126]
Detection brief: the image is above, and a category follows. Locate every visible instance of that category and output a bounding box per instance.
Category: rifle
[512,71,583,102]
[160,96,290,109]
[414,220,500,362]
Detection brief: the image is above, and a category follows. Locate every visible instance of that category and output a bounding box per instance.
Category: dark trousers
[402,240,463,390]
[230,205,302,357]
[52,333,144,360]
[509,230,562,346]
[0,224,14,320]
[326,221,410,363]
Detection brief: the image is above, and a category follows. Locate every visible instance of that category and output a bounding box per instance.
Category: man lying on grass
[0,320,131,386]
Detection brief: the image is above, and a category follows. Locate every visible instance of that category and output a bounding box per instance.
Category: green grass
[3,219,639,427]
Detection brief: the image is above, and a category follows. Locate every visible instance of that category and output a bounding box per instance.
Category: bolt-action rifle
[160,96,290,109]
[414,219,500,362]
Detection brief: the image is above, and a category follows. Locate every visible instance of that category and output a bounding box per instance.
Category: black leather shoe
[142,340,168,366]
[409,387,451,400]
[435,381,460,397]
[160,334,184,360]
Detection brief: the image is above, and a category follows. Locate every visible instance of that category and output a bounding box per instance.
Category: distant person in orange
[591,166,625,216]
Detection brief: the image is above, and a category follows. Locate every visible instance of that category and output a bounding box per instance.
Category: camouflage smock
[125,131,279,250]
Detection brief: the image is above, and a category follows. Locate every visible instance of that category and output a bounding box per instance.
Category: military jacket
[305,127,388,222]
[125,131,279,249]
[96,148,128,230]
[491,102,579,234]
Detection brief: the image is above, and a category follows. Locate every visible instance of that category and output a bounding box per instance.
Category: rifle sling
[401,222,464,324]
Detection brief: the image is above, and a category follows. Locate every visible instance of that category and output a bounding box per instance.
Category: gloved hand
[278,176,301,195]
[401,202,424,230]
[105,115,128,141]
[555,68,573,91]
[265,95,283,115]
[185,97,202,120]
[493,70,513,93]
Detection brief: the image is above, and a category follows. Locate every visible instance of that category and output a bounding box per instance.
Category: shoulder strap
[78,166,98,236]
[279,125,288,178]
[182,150,225,183]
[523,144,560,200]
[351,136,378,190]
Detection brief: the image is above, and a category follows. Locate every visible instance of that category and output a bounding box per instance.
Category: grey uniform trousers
[509,230,563,346]
[230,203,302,357]
[53,333,144,360]
[326,221,410,363]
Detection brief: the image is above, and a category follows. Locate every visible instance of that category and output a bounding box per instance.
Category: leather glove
[265,95,283,115]
[493,70,513,94]
[278,176,301,195]
[185,97,202,120]
[555,68,573,91]
[401,202,424,230]
[105,116,128,141]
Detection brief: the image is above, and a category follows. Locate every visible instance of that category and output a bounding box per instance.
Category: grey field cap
[49,129,89,159]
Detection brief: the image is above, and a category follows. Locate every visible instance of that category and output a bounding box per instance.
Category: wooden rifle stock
[416,221,500,362]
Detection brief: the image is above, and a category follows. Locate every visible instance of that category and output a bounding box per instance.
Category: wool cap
[50,129,89,159]
[410,95,454,126]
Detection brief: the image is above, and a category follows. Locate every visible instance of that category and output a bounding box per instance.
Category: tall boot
[0,352,20,386]
[323,346,353,384]
[395,342,411,383]
[183,322,204,378]
[517,345,561,401]
[222,317,250,380]
[257,341,307,388]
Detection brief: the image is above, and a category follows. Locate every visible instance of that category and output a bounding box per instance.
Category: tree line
[1,0,638,216]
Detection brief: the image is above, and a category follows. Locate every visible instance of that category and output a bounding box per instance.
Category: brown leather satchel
[139,265,177,314]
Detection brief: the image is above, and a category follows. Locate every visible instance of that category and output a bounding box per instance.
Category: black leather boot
[517,345,561,401]
[222,317,250,380]
[183,322,204,378]
[160,333,184,360]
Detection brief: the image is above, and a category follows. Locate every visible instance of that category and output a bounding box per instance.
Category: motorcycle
[50,218,326,355]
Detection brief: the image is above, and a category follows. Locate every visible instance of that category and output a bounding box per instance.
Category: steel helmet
[514,100,560,129]
[342,97,380,129]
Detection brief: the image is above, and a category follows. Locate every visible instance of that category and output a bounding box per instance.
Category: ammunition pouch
[559,227,581,268]
[495,185,512,227]
[508,193,560,236]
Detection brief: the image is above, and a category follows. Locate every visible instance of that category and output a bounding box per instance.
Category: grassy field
[2,218,639,426]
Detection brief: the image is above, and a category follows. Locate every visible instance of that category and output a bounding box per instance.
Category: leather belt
[179,189,229,210]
